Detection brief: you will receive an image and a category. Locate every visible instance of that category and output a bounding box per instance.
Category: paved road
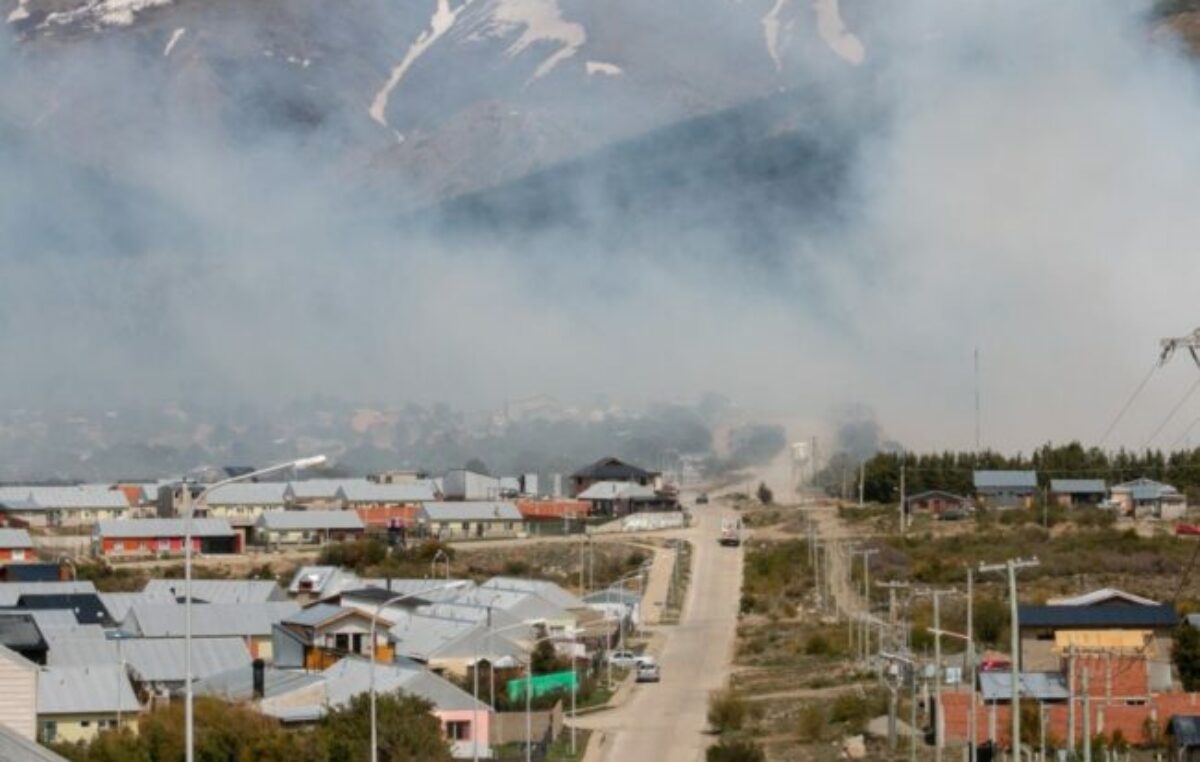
[580,506,743,762]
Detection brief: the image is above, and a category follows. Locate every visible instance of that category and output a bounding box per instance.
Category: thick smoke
[2,0,1200,470]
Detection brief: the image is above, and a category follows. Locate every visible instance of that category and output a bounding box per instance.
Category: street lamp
[182,454,327,762]
[368,580,469,762]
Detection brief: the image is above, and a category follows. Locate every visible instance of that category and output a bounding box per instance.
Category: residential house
[48,637,250,698]
[386,613,526,679]
[1111,477,1188,520]
[1049,479,1107,508]
[582,588,642,630]
[37,665,140,744]
[338,480,436,510]
[569,457,660,497]
[272,604,394,670]
[0,615,48,664]
[284,479,356,510]
[455,587,576,637]
[0,487,130,528]
[142,578,287,605]
[93,518,241,558]
[96,590,176,623]
[1018,601,1177,690]
[119,602,298,661]
[0,564,69,583]
[257,657,492,758]
[200,482,288,530]
[516,500,589,524]
[417,502,525,541]
[0,643,38,741]
[480,577,585,613]
[0,529,35,563]
[0,582,97,607]
[441,470,501,502]
[973,470,1038,509]
[287,566,366,604]
[254,510,365,546]
[905,490,973,519]
[576,481,672,517]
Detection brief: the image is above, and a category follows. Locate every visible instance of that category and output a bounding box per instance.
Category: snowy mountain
[2,0,869,204]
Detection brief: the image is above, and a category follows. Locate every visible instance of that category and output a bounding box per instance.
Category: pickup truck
[718,517,743,547]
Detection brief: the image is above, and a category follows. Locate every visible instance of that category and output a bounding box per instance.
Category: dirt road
[578,506,743,762]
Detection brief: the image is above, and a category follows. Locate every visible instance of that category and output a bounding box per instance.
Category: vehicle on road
[718,516,742,547]
[608,650,654,669]
[636,661,661,683]
[696,493,709,505]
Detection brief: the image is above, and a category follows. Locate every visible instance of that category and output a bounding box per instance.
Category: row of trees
[55,693,452,762]
[819,442,1200,503]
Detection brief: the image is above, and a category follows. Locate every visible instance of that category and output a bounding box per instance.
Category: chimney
[252,658,266,700]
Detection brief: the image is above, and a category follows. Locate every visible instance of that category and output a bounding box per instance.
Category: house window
[99,719,117,730]
[40,721,56,743]
[461,522,470,531]
[445,721,471,741]
[12,549,24,561]
[335,633,351,652]
[80,720,91,728]
[504,522,513,531]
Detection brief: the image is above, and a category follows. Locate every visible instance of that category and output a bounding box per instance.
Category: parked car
[719,516,742,547]
[636,661,661,683]
[696,493,709,505]
[607,650,645,669]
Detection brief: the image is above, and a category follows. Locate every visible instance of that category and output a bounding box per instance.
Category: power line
[1143,376,1200,450]
[1098,361,1159,447]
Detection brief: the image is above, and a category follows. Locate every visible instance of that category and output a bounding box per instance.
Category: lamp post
[183,454,326,762]
[369,580,469,762]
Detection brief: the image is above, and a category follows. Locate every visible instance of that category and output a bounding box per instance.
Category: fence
[490,700,563,747]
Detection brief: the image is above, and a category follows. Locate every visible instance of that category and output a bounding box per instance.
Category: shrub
[804,633,832,656]
[706,739,766,762]
[798,704,826,742]
[707,689,750,733]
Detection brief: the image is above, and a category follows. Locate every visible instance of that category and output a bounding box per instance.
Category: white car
[607,650,654,669]
[636,661,661,683]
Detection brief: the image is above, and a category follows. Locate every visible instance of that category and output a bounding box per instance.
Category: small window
[462,522,470,531]
[40,721,56,743]
[445,720,471,740]
[80,720,91,728]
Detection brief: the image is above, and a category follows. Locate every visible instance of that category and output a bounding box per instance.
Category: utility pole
[858,462,865,508]
[899,455,907,535]
[930,589,958,762]
[1067,645,1076,757]
[979,557,1040,762]
[966,567,977,762]
[1082,668,1091,762]
[975,346,981,451]
[851,548,879,662]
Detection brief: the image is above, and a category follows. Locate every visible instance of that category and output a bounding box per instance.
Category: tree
[756,482,773,506]
[973,596,1008,647]
[707,689,749,733]
[530,637,564,674]
[464,458,490,475]
[311,691,452,762]
[1174,623,1200,690]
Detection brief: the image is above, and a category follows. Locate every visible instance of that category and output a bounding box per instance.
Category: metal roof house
[1111,477,1187,519]
[254,510,365,546]
[973,470,1038,508]
[1017,603,1177,690]
[0,582,97,607]
[0,487,129,528]
[120,602,298,662]
[480,577,584,611]
[93,518,241,557]
[37,665,140,744]
[0,615,47,664]
[48,636,251,694]
[570,457,660,497]
[1049,479,1107,507]
[142,578,287,605]
[200,482,288,527]
[904,490,973,519]
[0,529,35,563]
[273,604,395,670]
[417,502,525,541]
[16,594,113,627]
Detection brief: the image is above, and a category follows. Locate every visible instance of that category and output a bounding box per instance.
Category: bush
[707,689,750,733]
[829,691,877,732]
[798,704,826,742]
[804,633,832,656]
[756,482,774,505]
[706,739,766,762]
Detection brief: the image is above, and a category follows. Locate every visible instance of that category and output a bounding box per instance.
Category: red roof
[516,500,589,521]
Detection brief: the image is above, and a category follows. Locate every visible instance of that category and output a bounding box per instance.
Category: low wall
[491,701,563,746]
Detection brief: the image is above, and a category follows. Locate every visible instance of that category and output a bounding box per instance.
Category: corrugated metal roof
[3,609,95,636]
[1048,588,1159,607]
[0,487,129,511]
[98,591,177,622]
[571,457,656,481]
[94,518,234,538]
[37,665,140,714]
[452,588,569,623]
[286,478,361,500]
[973,471,1038,490]
[194,663,324,701]
[282,603,356,628]
[337,481,436,504]
[142,579,284,605]
[204,482,288,506]
[481,577,583,610]
[47,637,249,683]
[124,602,299,637]
[1049,479,1107,494]
[320,657,488,712]
[256,510,364,531]
[0,719,70,761]
[1018,604,1177,629]
[576,481,657,500]
[979,672,1069,702]
[0,582,96,607]
[418,502,523,522]
[0,529,33,549]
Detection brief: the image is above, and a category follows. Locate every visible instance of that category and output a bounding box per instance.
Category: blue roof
[1018,604,1176,629]
[1049,479,1106,494]
[979,672,1069,702]
[974,471,1037,490]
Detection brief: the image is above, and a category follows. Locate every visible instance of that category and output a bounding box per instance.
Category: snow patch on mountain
[814,0,864,64]
[41,0,172,28]
[7,0,30,23]
[586,61,622,77]
[163,26,185,56]
[489,0,585,80]
[369,0,474,128]
[763,0,790,71]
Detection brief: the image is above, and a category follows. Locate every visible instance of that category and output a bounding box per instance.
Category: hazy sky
[2,0,1200,455]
